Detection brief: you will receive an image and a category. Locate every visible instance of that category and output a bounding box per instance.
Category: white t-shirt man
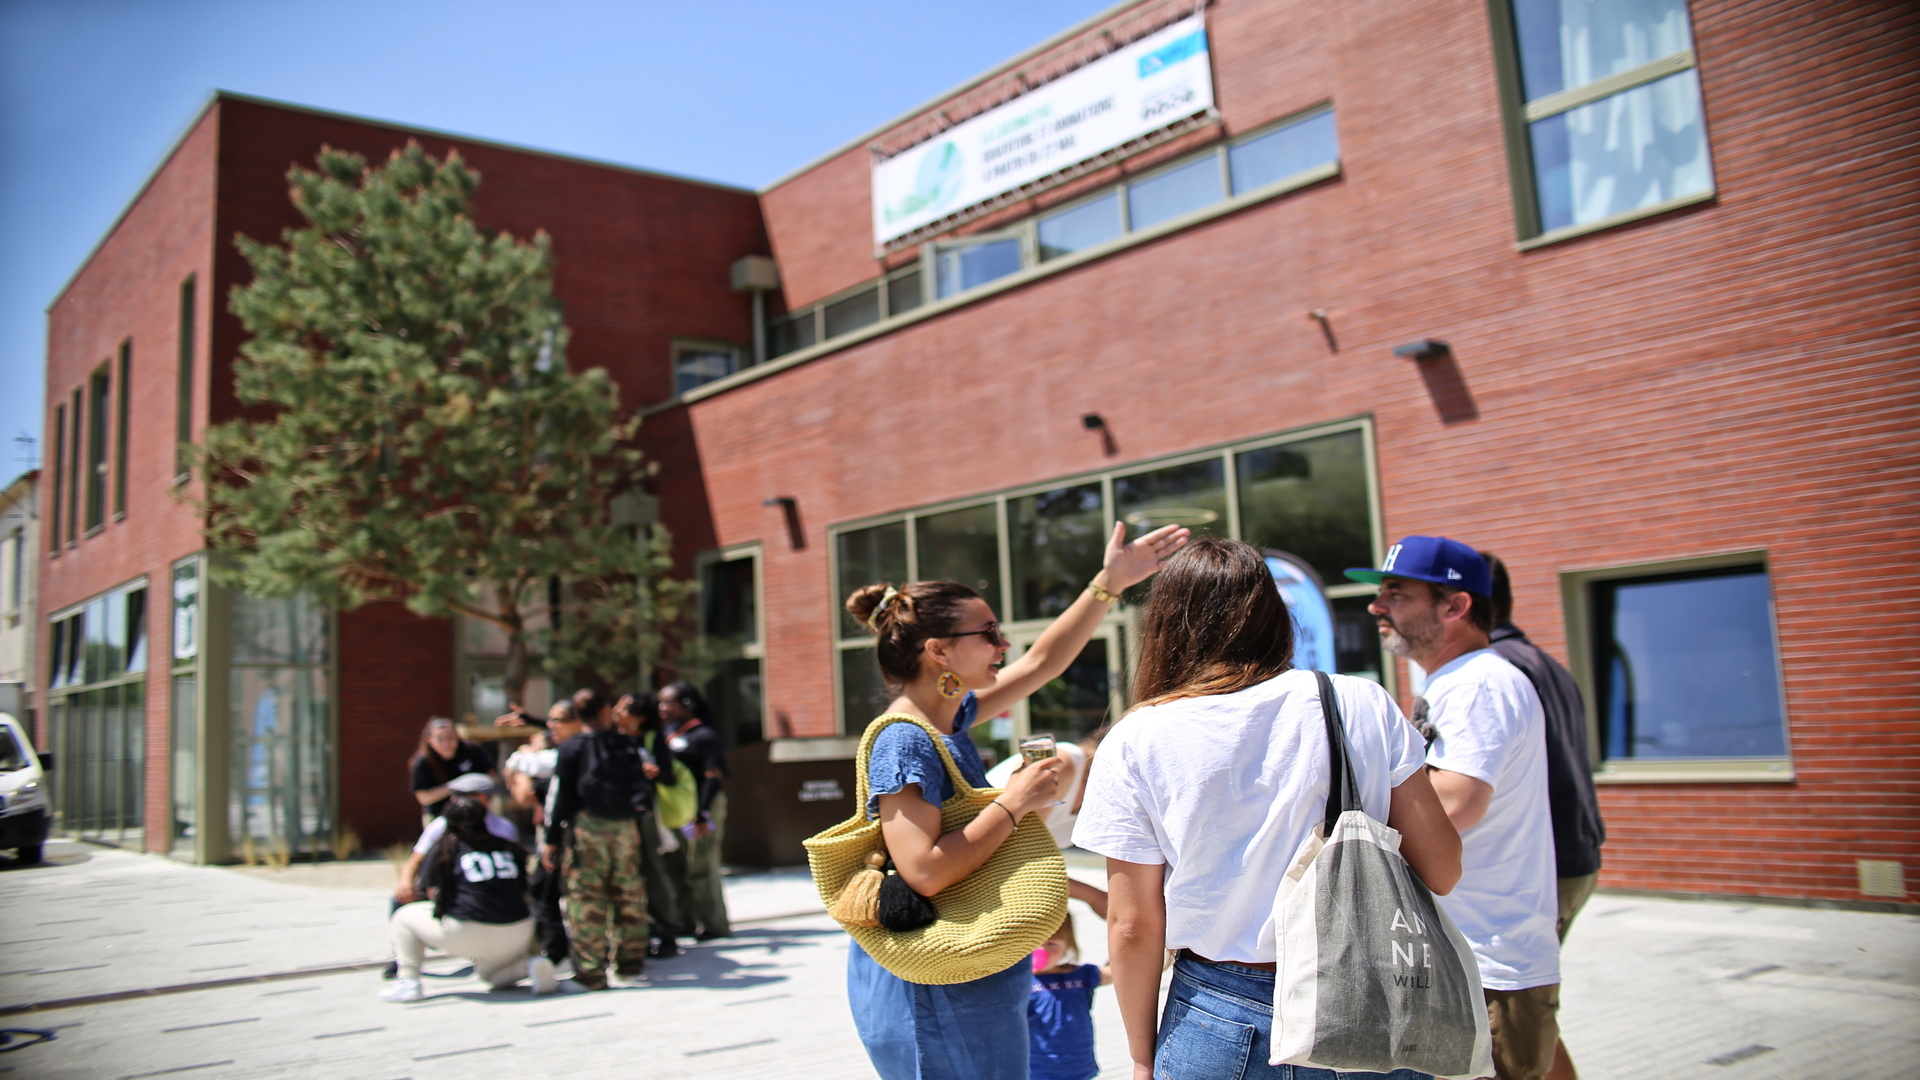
[1424,648,1559,991]
[1073,669,1428,963]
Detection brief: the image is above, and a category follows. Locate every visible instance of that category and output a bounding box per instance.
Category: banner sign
[872,15,1214,244]
[1266,551,1338,674]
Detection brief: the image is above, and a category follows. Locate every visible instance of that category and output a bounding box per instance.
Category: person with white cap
[1347,535,1559,1080]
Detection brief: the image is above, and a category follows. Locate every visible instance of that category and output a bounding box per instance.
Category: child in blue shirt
[1027,914,1111,1080]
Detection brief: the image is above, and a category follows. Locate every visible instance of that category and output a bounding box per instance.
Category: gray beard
[1381,628,1415,658]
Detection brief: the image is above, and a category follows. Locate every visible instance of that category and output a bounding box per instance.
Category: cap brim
[1344,569,1388,585]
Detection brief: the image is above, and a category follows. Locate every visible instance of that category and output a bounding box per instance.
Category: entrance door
[974,626,1125,767]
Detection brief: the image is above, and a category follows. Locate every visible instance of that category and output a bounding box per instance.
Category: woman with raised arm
[1073,538,1463,1080]
[844,520,1189,1080]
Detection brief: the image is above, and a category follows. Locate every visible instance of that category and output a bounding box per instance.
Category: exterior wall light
[1082,413,1117,457]
[1393,339,1451,361]
[762,495,805,551]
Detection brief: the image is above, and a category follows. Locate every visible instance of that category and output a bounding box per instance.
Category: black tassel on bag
[877,859,939,931]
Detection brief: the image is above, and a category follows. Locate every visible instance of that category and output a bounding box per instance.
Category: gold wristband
[1086,581,1119,604]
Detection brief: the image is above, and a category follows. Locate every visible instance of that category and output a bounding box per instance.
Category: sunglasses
[946,621,1007,647]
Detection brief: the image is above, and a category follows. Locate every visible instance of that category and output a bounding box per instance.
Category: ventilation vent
[1856,859,1906,898]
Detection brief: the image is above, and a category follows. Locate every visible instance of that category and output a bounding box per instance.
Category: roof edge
[757,0,1155,193]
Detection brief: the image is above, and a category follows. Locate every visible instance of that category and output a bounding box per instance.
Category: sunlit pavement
[1,840,1914,1079]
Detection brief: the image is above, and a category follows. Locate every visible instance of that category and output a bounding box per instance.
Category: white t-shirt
[985,741,1088,849]
[1073,669,1428,963]
[413,812,520,854]
[1424,648,1559,991]
[504,746,558,780]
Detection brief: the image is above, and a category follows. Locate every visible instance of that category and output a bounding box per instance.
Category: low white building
[0,471,40,719]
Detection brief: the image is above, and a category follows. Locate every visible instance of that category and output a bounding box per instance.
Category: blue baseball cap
[1345,536,1492,596]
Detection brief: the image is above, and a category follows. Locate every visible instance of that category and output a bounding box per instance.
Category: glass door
[981,626,1126,767]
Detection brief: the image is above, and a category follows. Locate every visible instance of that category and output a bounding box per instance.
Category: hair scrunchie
[866,585,901,631]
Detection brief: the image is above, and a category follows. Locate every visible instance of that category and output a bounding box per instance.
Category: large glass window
[176,275,196,479]
[170,556,201,854]
[1235,430,1373,584]
[934,237,1024,299]
[46,579,149,847]
[1501,0,1712,237]
[114,340,130,518]
[824,286,882,338]
[915,504,1001,604]
[1008,483,1106,621]
[1591,565,1786,760]
[836,521,908,637]
[229,592,331,860]
[698,549,764,749]
[49,403,65,551]
[1127,156,1224,230]
[86,367,110,531]
[1038,192,1124,261]
[1115,458,1227,540]
[674,343,741,397]
[768,310,817,358]
[1229,110,1339,194]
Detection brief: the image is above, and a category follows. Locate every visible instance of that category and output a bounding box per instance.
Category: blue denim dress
[847,696,1033,1080]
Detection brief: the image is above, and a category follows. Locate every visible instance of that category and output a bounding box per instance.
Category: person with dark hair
[840,518,1187,1080]
[1078,537,1459,1080]
[409,716,497,820]
[656,680,731,941]
[543,687,650,990]
[507,701,584,968]
[1481,552,1605,1080]
[617,690,688,958]
[381,794,555,1003]
[1349,536,1559,1080]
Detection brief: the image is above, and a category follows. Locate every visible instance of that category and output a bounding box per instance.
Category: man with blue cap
[1348,536,1559,1080]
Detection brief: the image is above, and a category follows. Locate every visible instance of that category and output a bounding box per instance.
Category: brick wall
[333,603,454,852]
[674,0,1920,900]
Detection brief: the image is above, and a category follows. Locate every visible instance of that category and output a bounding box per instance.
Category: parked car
[0,713,52,863]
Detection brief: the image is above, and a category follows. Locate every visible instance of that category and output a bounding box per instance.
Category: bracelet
[1086,581,1119,605]
[989,801,1019,828]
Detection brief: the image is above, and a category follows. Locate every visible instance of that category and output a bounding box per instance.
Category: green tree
[197,142,675,703]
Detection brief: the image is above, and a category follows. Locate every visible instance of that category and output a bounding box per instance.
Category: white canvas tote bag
[1270,671,1494,1080]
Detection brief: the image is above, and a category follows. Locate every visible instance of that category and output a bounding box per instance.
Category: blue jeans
[1156,955,1433,1080]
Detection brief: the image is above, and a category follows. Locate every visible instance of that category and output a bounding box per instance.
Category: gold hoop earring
[937,670,964,698]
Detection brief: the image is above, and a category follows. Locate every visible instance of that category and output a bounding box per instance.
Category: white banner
[872,15,1214,244]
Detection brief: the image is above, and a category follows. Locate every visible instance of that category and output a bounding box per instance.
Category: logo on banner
[882,140,964,227]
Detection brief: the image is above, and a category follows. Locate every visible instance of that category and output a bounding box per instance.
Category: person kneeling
[381,796,557,1002]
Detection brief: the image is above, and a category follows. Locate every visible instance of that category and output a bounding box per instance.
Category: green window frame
[114,340,130,519]
[693,544,767,748]
[48,403,65,552]
[175,275,196,481]
[45,577,151,848]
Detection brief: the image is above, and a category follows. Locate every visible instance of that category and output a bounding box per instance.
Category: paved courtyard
[1,839,1915,1079]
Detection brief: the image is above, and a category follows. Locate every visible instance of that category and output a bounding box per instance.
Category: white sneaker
[528,956,558,996]
[377,977,423,1003]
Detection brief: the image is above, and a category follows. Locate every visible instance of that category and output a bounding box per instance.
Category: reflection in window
[916,504,1001,606]
[1331,595,1385,684]
[1009,483,1106,621]
[935,238,1023,299]
[1511,0,1694,100]
[702,557,758,646]
[825,287,882,338]
[173,561,199,661]
[1236,431,1373,585]
[769,312,817,358]
[1593,566,1785,759]
[887,269,924,314]
[229,665,331,858]
[1230,111,1339,194]
[841,646,893,725]
[1127,156,1223,230]
[837,521,908,637]
[1529,70,1712,233]
[1115,459,1227,539]
[1038,192,1123,261]
[1026,638,1113,746]
[696,552,765,748]
[705,656,764,748]
[231,592,328,665]
[675,346,740,396]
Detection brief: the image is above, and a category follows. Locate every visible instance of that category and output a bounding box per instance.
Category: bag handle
[1313,670,1362,834]
[851,712,979,817]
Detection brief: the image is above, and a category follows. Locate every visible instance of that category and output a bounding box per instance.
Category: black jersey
[440,839,532,924]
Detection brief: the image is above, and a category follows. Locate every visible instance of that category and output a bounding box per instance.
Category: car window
[0,727,29,772]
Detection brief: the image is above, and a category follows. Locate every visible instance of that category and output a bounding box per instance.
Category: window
[1496,0,1714,240]
[5,527,20,614]
[49,403,64,551]
[673,341,743,396]
[885,267,925,315]
[934,236,1024,299]
[229,591,332,859]
[698,548,765,749]
[1230,109,1339,194]
[824,286,882,338]
[115,340,130,518]
[830,420,1384,731]
[176,275,195,479]
[67,388,81,543]
[1127,155,1224,231]
[87,366,110,531]
[768,310,817,358]
[1038,192,1124,261]
[460,583,550,723]
[46,579,149,847]
[169,557,200,852]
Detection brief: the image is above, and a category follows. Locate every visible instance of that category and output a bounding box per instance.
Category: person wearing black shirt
[615,691,687,959]
[409,717,498,820]
[657,680,732,941]
[1482,553,1607,1080]
[542,688,650,990]
[380,796,555,1002]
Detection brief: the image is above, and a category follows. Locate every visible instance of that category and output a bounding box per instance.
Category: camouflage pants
[563,812,648,977]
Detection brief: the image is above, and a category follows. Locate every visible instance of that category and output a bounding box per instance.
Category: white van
[0,713,51,864]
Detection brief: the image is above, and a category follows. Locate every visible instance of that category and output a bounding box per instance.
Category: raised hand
[1101,521,1191,591]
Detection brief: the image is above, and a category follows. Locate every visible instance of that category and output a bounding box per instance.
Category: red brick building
[40,0,1919,905]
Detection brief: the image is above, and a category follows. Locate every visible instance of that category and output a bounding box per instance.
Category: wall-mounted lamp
[1393,338,1451,361]
[762,495,805,551]
[1082,413,1118,457]
[1308,309,1339,352]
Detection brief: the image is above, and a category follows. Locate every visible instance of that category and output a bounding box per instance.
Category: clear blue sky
[0,0,1115,482]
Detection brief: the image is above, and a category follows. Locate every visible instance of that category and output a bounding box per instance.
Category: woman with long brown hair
[1074,537,1462,1080]
[843,520,1189,1080]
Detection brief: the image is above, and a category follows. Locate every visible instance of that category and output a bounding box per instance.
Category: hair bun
[845,583,895,634]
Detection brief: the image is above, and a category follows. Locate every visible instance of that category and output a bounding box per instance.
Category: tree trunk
[502,602,529,709]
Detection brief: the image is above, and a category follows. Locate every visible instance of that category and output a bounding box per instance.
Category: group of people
[381,682,734,1001]
[839,523,1603,1080]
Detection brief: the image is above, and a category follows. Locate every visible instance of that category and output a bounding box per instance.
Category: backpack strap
[1313,670,1363,835]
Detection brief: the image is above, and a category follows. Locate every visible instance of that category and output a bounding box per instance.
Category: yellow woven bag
[804,713,1068,986]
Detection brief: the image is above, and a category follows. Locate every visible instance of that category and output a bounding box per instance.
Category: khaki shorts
[1485,983,1560,1080]
[1557,872,1598,942]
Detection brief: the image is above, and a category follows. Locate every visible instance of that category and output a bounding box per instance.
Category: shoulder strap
[853,713,976,813]
[1313,670,1362,834]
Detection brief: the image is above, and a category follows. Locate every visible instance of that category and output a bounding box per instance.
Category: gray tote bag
[1270,671,1493,1080]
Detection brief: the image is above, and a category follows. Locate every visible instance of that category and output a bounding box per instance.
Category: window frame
[670,338,748,399]
[827,416,1386,734]
[86,364,111,534]
[1559,549,1793,783]
[114,340,130,520]
[693,542,768,746]
[175,275,196,483]
[1487,0,1716,246]
[49,403,65,553]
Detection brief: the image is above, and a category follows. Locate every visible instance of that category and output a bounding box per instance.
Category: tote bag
[803,713,1067,985]
[1271,671,1494,1080]
[647,732,699,830]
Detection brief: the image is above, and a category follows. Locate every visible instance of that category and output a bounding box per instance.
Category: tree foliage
[198,142,682,700]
